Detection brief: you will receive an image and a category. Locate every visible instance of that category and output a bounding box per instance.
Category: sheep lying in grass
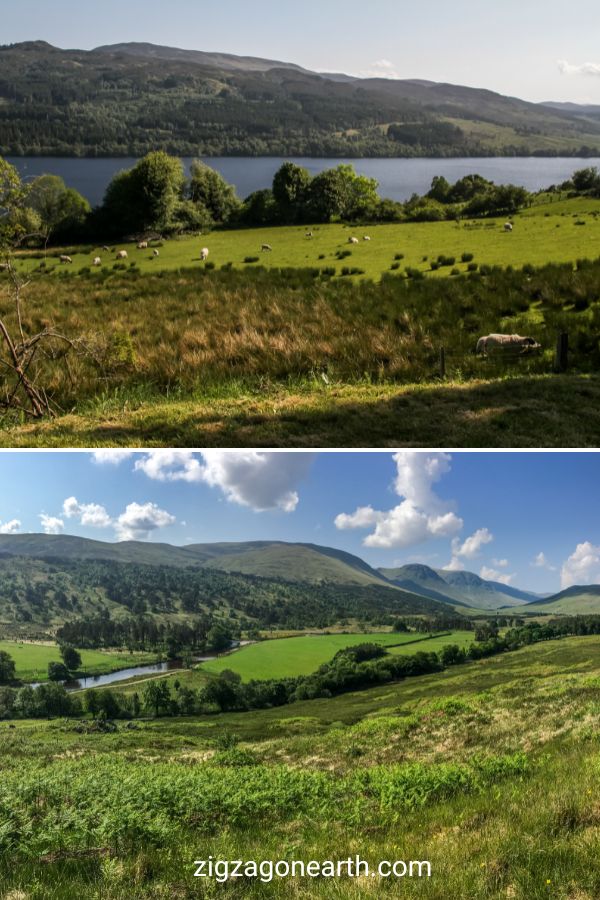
[477,334,540,355]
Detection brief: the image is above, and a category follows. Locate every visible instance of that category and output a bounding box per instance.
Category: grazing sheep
[305,231,313,238]
[348,237,359,245]
[137,241,149,250]
[153,249,160,258]
[93,257,102,267]
[60,255,73,264]
[261,244,273,252]
[363,236,371,241]
[116,250,128,260]
[200,248,210,261]
[504,222,514,232]
[102,246,110,252]
[476,334,540,355]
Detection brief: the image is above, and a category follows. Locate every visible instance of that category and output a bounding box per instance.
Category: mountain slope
[380,564,537,611]
[0,535,450,631]
[524,585,600,615]
[2,41,600,158]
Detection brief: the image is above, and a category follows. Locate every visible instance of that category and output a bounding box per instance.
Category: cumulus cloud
[480,565,515,586]
[358,59,402,79]
[452,528,494,559]
[39,514,64,535]
[561,542,600,589]
[445,528,494,572]
[115,502,176,541]
[92,450,136,465]
[0,518,21,534]
[135,450,314,513]
[335,452,463,549]
[532,551,557,572]
[559,59,600,77]
[62,497,112,528]
[59,495,176,542]
[492,558,509,569]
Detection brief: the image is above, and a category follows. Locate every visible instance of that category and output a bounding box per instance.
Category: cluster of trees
[1,151,539,248]
[2,614,600,721]
[559,166,600,197]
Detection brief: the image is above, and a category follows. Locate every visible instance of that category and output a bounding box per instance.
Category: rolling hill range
[0,535,448,631]
[2,41,600,158]
[379,564,539,611]
[1,534,597,625]
[522,585,600,615]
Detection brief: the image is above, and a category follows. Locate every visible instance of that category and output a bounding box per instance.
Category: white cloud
[492,558,509,569]
[444,528,494,572]
[115,502,176,541]
[358,58,402,79]
[444,557,465,572]
[92,450,135,465]
[561,542,600,589]
[39,514,64,535]
[335,452,463,549]
[452,528,494,560]
[559,59,600,77]
[335,506,381,530]
[532,551,557,572]
[134,450,204,483]
[62,497,112,529]
[480,565,515,586]
[135,450,314,513]
[0,518,21,534]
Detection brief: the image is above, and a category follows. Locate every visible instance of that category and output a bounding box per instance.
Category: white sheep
[93,257,102,267]
[60,255,73,264]
[200,248,210,261]
[116,250,128,260]
[137,241,148,250]
[348,237,359,245]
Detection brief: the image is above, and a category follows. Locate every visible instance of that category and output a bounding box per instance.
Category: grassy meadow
[200,632,465,680]
[3,196,600,447]
[2,635,600,898]
[0,640,158,683]
[15,196,600,282]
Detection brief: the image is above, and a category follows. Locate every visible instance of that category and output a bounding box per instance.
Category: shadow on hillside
[6,374,600,449]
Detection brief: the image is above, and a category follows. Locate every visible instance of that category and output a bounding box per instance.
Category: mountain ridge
[2,41,600,157]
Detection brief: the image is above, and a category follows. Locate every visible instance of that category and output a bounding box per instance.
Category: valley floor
[2,636,600,898]
[4,374,600,448]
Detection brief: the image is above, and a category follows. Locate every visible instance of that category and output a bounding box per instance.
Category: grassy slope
[6,374,600,448]
[3,636,600,898]
[200,632,458,680]
[16,198,600,283]
[0,640,158,682]
[524,592,600,615]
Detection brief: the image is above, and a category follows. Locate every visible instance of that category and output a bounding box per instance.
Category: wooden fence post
[556,332,568,373]
[439,347,446,380]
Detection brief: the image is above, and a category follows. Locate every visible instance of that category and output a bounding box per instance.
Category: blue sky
[0,451,598,593]
[4,0,600,103]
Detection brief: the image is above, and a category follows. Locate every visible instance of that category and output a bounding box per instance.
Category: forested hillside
[2,41,600,158]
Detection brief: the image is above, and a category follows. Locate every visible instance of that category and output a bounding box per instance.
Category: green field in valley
[0,640,158,682]
[2,635,600,898]
[200,631,473,680]
[15,196,600,283]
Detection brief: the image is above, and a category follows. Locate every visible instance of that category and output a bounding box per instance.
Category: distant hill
[379,564,538,611]
[93,42,311,74]
[0,534,450,631]
[2,41,600,158]
[523,585,600,615]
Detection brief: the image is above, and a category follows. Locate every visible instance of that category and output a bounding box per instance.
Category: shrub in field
[461,253,474,263]
[244,256,259,264]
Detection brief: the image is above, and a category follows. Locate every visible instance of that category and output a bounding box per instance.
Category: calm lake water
[9,156,599,208]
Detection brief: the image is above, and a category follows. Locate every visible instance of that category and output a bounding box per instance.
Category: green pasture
[15,196,600,283]
[200,631,468,681]
[3,636,600,897]
[0,640,158,682]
